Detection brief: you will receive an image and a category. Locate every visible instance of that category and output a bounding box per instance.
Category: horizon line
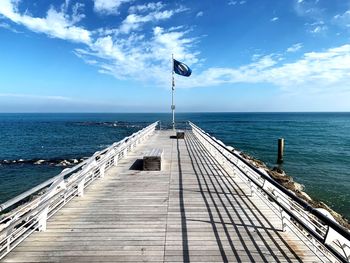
[0,111,349,114]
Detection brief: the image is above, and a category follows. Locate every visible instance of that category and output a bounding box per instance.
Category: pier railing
[190,122,350,263]
[0,121,159,260]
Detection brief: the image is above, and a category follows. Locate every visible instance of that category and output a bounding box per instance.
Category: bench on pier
[176,130,185,139]
[143,148,163,171]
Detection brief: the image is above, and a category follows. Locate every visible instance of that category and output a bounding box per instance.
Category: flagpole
[171,54,175,131]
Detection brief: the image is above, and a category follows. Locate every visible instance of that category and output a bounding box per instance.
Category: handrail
[0,121,159,259]
[189,121,350,263]
[0,121,158,213]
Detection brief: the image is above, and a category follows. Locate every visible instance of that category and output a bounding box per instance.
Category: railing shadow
[188,131,302,261]
[185,131,303,262]
[176,138,190,262]
[184,134,237,262]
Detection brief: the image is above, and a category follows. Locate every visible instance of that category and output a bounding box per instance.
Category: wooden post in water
[277,138,284,164]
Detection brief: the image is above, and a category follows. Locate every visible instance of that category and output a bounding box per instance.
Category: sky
[0,0,350,112]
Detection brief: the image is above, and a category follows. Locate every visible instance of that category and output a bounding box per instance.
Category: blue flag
[173,59,192,77]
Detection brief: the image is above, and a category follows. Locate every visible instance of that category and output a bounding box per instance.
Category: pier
[0,122,349,262]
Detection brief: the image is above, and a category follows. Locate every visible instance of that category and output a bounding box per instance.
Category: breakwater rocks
[0,158,87,167]
[74,121,146,129]
[239,152,350,229]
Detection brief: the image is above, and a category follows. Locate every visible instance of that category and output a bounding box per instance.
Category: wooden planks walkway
[2,130,323,262]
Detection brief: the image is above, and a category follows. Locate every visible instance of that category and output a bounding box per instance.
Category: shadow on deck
[2,130,322,263]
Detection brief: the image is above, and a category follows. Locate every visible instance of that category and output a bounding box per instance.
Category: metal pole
[171,54,175,131]
[277,138,284,164]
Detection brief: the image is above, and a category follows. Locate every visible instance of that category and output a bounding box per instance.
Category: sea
[0,113,349,219]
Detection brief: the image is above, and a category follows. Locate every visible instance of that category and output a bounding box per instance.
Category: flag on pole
[173,59,192,77]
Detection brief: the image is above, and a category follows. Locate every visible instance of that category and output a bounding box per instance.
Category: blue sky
[0,0,350,112]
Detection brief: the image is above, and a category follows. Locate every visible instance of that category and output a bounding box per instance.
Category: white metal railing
[0,121,158,259]
[189,121,350,263]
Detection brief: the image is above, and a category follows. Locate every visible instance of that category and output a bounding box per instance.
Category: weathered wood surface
[143,148,163,171]
[2,131,323,262]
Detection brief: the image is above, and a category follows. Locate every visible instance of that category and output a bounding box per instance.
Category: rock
[272,166,284,174]
[72,159,79,164]
[34,160,45,165]
[58,160,70,166]
[217,140,225,146]
[235,150,350,230]
[253,159,266,168]
[226,146,234,152]
[294,182,304,192]
[298,191,312,201]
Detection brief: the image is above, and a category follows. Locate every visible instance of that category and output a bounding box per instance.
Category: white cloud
[196,11,203,18]
[0,0,197,84]
[0,93,72,101]
[293,0,329,35]
[2,0,349,98]
[119,10,174,34]
[93,0,132,15]
[0,0,91,44]
[333,10,350,28]
[228,0,246,6]
[0,22,10,29]
[295,1,350,34]
[179,44,350,93]
[310,24,327,34]
[294,0,322,18]
[76,26,198,82]
[270,17,279,22]
[287,43,303,52]
[71,3,85,23]
[129,2,164,13]
[0,22,21,33]
[303,20,327,35]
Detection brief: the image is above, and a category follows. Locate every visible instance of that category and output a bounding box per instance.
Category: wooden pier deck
[2,130,325,262]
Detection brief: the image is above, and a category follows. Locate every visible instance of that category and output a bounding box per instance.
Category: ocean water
[0,113,349,219]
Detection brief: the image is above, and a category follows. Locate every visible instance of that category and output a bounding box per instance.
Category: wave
[0,157,87,167]
[73,121,147,129]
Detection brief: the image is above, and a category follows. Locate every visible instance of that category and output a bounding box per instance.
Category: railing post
[113,153,119,166]
[274,194,289,232]
[123,144,128,157]
[249,179,254,197]
[281,210,288,232]
[37,206,49,232]
[77,178,85,197]
[99,164,105,178]
[7,237,11,252]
